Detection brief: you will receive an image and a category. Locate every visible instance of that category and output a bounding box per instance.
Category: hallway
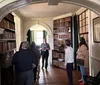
[38,66,81,85]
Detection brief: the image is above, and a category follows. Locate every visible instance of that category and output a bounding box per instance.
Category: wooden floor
[38,66,81,85]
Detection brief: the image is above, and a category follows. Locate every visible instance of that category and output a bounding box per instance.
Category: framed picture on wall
[93,17,100,43]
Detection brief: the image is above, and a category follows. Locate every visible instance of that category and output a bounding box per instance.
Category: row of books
[0,19,15,30]
[53,28,69,33]
[5,13,14,22]
[53,16,72,69]
[52,50,64,58]
[54,17,71,24]
[54,22,71,28]
[0,50,15,64]
[54,40,65,46]
[52,51,59,59]
[5,50,14,62]
[54,34,71,39]
[0,30,15,39]
[8,42,16,51]
[0,42,16,52]
[54,17,71,27]
[54,45,58,50]
[54,45,65,51]
[54,40,61,45]
[52,60,66,69]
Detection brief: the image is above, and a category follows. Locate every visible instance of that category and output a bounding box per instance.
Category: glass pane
[83,26,85,33]
[36,31,43,45]
[86,25,88,32]
[86,10,88,17]
[86,18,88,25]
[79,15,82,21]
[80,27,82,33]
[82,13,85,19]
[83,19,86,26]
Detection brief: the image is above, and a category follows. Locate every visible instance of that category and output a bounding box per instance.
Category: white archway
[29,24,51,44]
[1,0,100,20]
[30,23,53,65]
[0,0,100,77]
[24,21,53,40]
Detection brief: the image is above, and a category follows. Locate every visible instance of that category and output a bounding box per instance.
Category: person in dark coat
[12,41,35,85]
[29,41,40,82]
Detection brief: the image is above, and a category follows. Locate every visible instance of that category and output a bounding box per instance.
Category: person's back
[12,41,34,85]
[12,49,34,72]
[29,42,41,83]
[30,42,40,65]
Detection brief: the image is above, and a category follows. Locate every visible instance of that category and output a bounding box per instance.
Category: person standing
[76,37,89,84]
[65,39,74,85]
[12,41,35,85]
[30,41,40,83]
[40,38,50,70]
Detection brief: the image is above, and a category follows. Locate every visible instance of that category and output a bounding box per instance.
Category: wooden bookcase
[79,10,89,45]
[52,16,72,69]
[0,13,16,85]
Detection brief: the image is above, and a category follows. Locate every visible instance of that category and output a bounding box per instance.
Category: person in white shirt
[65,39,74,85]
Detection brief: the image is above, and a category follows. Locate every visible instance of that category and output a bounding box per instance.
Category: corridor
[38,66,81,85]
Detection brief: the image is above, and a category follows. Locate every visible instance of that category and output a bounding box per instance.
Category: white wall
[76,8,100,76]
[23,18,53,64]
[13,12,24,51]
[89,11,100,76]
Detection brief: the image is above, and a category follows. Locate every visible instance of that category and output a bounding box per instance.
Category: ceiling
[0,0,16,8]
[16,3,81,19]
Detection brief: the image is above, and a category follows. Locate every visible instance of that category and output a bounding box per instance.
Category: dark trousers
[66,63,73,85]
[15,70,34,85]
[41,50,49,69]
[34,66,37,81]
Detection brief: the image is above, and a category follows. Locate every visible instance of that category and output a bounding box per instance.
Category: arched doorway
[26,23,53,66]
[27,24,49,45]
[0,0,100,84]
[0,0,100,20]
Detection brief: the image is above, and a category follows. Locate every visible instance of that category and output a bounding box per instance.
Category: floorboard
[38,66,81,85]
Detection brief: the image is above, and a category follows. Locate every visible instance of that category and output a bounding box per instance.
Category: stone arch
[25,21,53,40]
[0,0,100,21]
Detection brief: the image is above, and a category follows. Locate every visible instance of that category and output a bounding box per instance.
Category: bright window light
[36,31,43,45]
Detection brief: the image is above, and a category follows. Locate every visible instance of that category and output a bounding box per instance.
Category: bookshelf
[52,16,72,69]
[0,13,16,85]
[79,10,89,45]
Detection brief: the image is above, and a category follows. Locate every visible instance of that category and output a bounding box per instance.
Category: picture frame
[93,17,100,43]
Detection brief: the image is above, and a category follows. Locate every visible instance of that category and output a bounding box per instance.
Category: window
[36,31,43,45]
[79,10,89,44]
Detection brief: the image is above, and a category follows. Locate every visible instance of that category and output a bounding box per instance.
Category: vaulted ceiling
[16,3,80,18]
[1,0,100,20]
